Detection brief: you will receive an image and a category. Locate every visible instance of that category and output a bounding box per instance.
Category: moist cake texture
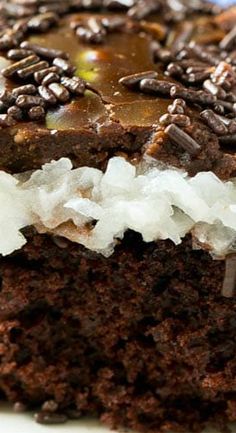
[0,0,236,430]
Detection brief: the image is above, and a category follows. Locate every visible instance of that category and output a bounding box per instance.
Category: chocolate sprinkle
[17,60,49,78]
[220,25,236,51]
[165,124,201,156]
[52,58,76,76]
[222,254,236,298]
[61,77,86,95]
[48,83,70,103]
[13,402,27,413]
[41,400,58,413]
[28,105,45,120]
[27,12,58,33]
[200,109,228,135]
[159,113,191,127]
[168,99,186,114]
[38,85,57,104]
[7,48,34,60]
[12,84,37,97]
[20,41,69,60]
[34,411,68,425]
[42,72,60,86]
[7,105,23,120]
[140,78,173,95]
[0,114,16,127]
[219,134,236,146]
[0,90,15,107]
[16,95,45,109]
[119,71,158,88]
[170,85,216,105]
[34,66,62,84]
[2,54,40,78]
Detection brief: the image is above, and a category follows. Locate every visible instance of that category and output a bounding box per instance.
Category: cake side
[1,230,235,432]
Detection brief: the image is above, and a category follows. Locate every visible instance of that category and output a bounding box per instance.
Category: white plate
[0,404,114,433]
[1,404,236,433]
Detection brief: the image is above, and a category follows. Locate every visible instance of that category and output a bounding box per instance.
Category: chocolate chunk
[48,83,70,102]
[140,78,173,95]
[2,54,39,77]
[221,255,236,298]
[119,71,158,88]
[20,41,69,60]
[165,124,201,156]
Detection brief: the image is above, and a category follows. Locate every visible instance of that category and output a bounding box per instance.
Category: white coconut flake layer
[1,156,236,257]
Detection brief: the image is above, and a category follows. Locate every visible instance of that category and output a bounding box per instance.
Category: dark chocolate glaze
[0,5,236,179]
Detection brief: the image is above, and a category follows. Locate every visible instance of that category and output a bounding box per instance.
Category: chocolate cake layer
[0,1,235,177]
[1,230,236,432]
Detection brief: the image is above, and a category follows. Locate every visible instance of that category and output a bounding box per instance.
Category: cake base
[0,230,235,432]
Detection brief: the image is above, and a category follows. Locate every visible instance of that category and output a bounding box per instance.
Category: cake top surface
[0,0,236,178]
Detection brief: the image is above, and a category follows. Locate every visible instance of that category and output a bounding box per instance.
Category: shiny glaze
[0,12,218,130]
[26,13,174,129]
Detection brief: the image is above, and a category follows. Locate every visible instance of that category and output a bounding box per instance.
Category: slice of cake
[0,0,236,431]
